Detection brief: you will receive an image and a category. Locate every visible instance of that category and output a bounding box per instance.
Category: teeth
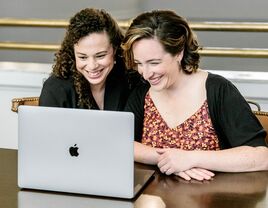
[90,71,100,76]
[149,76,161,85]
[86,69,103,78]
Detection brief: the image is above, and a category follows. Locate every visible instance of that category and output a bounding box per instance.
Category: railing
[1,18,268,58]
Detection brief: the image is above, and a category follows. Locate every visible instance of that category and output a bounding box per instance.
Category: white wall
[0,62,50,149]
[209,70,268,111]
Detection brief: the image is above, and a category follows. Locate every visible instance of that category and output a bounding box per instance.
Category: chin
[150,85,164,92]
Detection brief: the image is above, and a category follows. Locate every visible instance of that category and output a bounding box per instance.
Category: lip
[86,68,104,79]
[149,75,162,86]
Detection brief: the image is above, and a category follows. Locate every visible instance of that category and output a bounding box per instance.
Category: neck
[91,83,106,110]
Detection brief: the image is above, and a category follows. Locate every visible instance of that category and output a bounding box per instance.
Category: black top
[125,73,267,149]
[39,65,141,111]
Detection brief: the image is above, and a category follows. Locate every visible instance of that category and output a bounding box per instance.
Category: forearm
[134,141,159,165]
[193,146,268,172]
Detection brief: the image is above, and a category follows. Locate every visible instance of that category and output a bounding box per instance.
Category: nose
[139,65,152,80]
[86,58,98,71]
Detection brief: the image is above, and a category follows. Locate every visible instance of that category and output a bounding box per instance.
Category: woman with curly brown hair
[122,10,268,181]
[39,8,139,110]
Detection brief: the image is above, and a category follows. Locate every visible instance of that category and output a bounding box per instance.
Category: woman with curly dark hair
[122,10,268,181]
[39,8,139,110]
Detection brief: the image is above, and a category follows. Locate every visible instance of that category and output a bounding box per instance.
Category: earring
[114,60,116,64]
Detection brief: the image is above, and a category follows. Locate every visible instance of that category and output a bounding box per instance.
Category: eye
[134,62,141,66]
[78,56,87,60]
[150,62,160,66]
[96,54,106,59]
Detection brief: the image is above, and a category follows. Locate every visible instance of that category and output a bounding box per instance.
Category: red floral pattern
[142,93,220,150]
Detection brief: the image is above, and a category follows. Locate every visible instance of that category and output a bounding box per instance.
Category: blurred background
[1,0,268,71]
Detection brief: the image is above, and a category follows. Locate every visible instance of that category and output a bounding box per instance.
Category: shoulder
[206,72,232,86]
[206,72,238,95]
[126,69,143,91]
[127,80,150,103]
[43,75,74,90]
[124,81,149,114]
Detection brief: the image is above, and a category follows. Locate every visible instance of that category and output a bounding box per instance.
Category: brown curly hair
[121,10,200,74]
[52,8,124,108]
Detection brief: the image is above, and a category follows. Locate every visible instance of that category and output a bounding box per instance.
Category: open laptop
[18,106,155,199]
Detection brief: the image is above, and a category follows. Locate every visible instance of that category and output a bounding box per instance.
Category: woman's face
[132,38,183,91]
[74,32,115,89]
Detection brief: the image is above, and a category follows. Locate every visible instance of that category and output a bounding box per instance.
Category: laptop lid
[18,106,154,199]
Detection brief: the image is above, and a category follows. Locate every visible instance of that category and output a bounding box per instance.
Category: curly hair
[121,10,200,74]
[52,8,124,108]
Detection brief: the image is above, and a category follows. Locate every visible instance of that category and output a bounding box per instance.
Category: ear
[175,50,184,63]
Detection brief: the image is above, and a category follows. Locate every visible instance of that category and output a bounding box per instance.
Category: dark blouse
[39,65,141,111]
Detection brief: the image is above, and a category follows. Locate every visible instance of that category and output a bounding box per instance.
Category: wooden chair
[248,100,268,143]
[252,110,268,143]
[11,97,39,113]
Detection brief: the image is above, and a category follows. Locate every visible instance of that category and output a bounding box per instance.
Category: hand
[175,168,215,181]
[156,148,195,174]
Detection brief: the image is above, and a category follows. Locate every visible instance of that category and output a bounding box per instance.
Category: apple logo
[69,144,79,157]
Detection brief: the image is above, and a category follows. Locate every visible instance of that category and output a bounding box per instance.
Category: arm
[207,73,267,148]
[136,141,215,181]
[134,141,159,165]
[157,145,268,173]
[194,146,268,172]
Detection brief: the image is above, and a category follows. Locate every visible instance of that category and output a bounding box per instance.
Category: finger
[194,168,215,177]
[158,164,170,174]
[165,167,175,175]
[157,154,169,167]
[176,171,191,181]
[190,168,213,180]
[184,169,206,181]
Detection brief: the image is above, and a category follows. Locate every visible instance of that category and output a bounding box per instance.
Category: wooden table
[1,148,268,208]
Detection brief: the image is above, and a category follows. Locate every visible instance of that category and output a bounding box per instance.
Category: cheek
[74,57,85,70]
[137,67,143,75]
[101,55,115,70]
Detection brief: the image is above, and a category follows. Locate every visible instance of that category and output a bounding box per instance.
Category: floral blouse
[142,93,220,150]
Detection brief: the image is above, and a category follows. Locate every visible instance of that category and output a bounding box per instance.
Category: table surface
[1,148,268,208]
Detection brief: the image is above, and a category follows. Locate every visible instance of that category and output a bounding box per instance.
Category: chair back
[253,110,268,144]
[11,97,39,113]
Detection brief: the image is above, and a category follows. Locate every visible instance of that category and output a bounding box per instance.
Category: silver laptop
[18,106,154,199]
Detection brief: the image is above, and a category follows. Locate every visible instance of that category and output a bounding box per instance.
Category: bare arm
[135,141,215,181]
[134,141,159,165]
[157,146,268,173]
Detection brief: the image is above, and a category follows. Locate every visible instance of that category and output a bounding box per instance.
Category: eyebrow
[134,58,162,63]
[75,50,109,56]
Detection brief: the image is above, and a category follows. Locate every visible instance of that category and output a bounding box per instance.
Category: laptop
[18,106,155,199]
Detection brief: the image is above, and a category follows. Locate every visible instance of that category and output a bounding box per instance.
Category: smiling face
[132,38,183,91]
[74,31,115,90]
